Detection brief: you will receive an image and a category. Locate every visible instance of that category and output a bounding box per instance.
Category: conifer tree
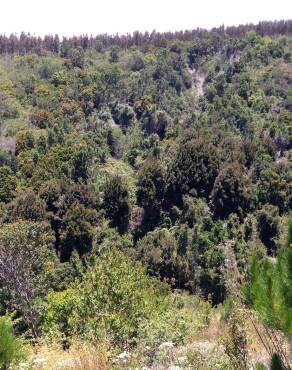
[247,219,292,335]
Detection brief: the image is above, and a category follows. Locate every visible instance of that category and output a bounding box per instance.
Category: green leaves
[44,248,169,344]
[211,163,252,220]
[246,245,292,334]
[0,315,26,370]
[0,166,17,203]
[166,137,219,203]
[103,175,130,233]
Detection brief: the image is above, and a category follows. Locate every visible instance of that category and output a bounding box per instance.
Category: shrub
[221,303,249,370]
[43,248,170,345]
[43,288,81,341]
[0,315,26,370]
[29,108,53,128]
[136,292,211,348]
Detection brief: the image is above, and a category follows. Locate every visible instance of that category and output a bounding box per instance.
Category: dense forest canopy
[0,20,291,369]
[0,20,291,54]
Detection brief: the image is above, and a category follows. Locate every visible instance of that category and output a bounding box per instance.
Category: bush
[0,315,26,370]
[136,292,211,348]
[44,248,170,345]
[43,288,81,341]
[29,108,53,128]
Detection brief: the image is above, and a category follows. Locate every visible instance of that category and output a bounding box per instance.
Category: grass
[28,340,109,370]
[25,305,291,370]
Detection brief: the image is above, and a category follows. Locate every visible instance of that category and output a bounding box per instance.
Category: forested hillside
[0,21,291,369]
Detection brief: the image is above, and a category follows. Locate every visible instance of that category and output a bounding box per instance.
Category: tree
[136,229,179,285]
[5,190,46,222]
[137,159,165,232]
[107,126,125,159]
[103,175,130,233]
[166,138,220,204]
[72,148,92,182]
[69,47,84,68]
[111,103,136,131]
[256,205,279,255]
[211,163,252,219]
[141,109,170,139]
[109,47,119,63]
[0,166,17,203]
[60,202,98,261]
[246,221,292,336]
[188,222,226,303]
[257,163,291,213]
[0,222,56,337]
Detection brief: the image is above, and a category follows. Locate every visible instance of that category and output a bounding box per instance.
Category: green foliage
[5,189,46,222]
[270,353,286,370]
[256,205,279,255]
[257,163,291,213]
[0,25,291,352]
[166,137,219,203]
[254,363,265,370]
[103,175,130,233]
[69,47,84,68]
[211,163,252,219]
[0,315,26,370]
[60,202,98,260]
[109,47,119,63]
[43,288,81,340]
[44,248,169,344]
[0,221,58,336]
[0,94,20,120]
[245,236,292,334]
[137,159,165,231]
[0,166,17,203]
[136,228,180,284]
[112,103,136,130]
[136,292,211,347]
[222,303,249,370]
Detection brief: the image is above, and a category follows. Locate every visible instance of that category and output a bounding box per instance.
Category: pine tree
[247,219,292,334]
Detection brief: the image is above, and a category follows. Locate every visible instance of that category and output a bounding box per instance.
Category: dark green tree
[0,166,17,203]
[60,202,98,261]
[6,190,46,222]
[136,228,182,286]
[137,159,165,232]
[211,163,252,219]
[166,138,220,204]
[256,205,279,255]
[103,175,130,233]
